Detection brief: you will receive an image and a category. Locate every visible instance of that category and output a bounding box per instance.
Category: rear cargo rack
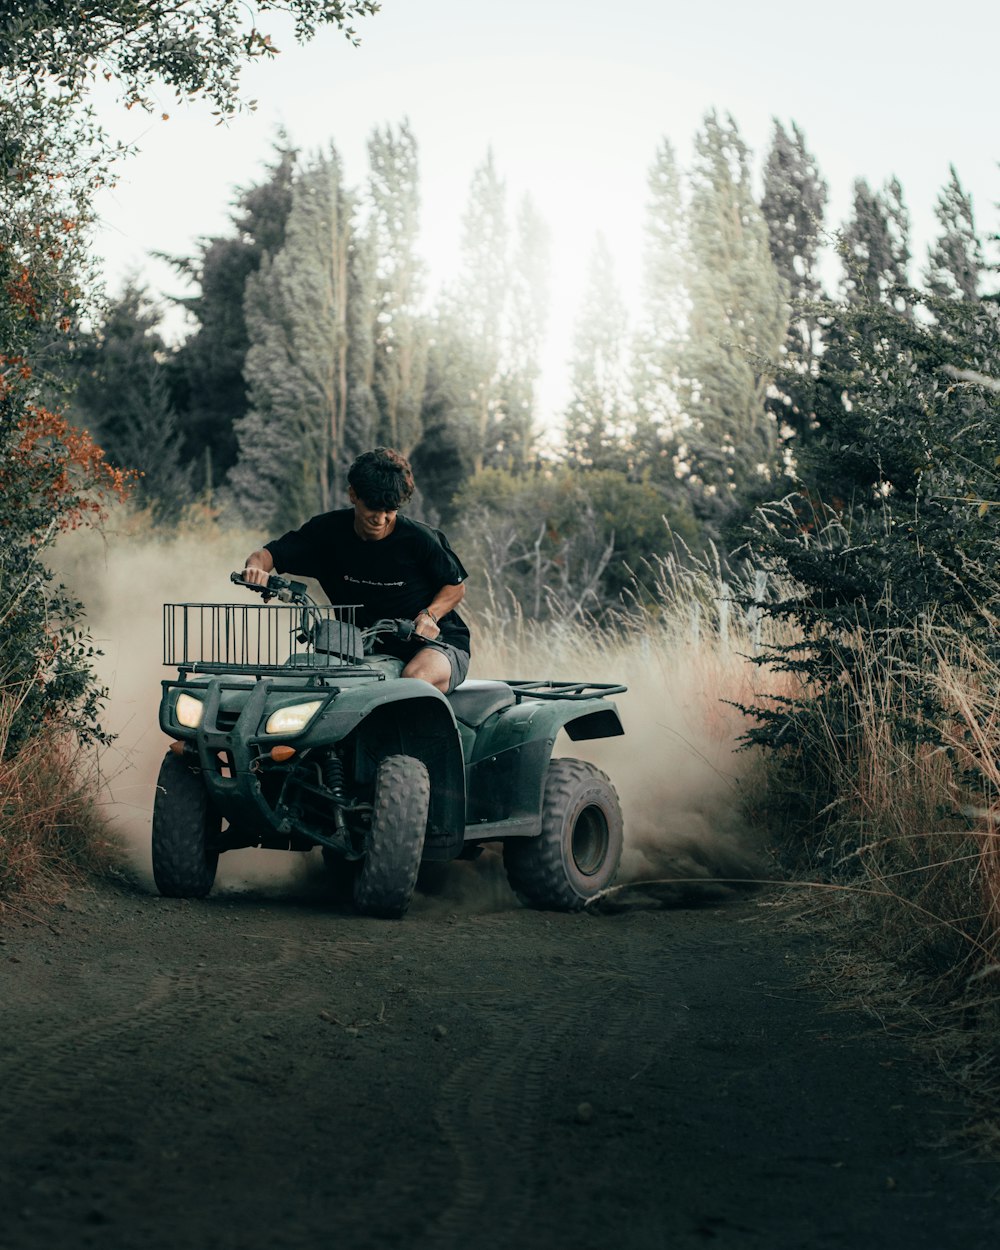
[505,680,627,702]
[163,602,365,676]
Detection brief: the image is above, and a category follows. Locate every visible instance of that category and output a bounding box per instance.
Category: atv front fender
[318,682,467,861]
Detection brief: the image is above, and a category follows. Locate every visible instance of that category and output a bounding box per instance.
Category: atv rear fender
[463,696,624,839]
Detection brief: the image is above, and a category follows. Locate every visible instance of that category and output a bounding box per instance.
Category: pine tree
[564,234,630,471]
[67,282,192,520]
[925,166,983,301]
[680,112,788,532]
[226,146,358,530]
[760,120,828,450]
[631,138,687,483]
[367,120,428,454]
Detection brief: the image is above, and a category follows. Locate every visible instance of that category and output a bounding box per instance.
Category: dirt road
[1,865,997,1250]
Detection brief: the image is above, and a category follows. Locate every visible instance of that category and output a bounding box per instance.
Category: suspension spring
[321,752,346,804]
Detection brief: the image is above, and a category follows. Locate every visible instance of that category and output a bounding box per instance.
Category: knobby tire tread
[354,754,430,919]
[151,752,220,898]
[504,757,623,911]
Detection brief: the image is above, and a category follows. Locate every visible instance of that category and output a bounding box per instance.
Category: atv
[152,573,627,918]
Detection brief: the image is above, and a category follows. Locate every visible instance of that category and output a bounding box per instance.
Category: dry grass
[0,687,120,913]
[769,629,1000,1152]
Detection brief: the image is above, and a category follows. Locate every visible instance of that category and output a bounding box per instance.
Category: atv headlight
[265,700,322,735]
[175,693,204,729]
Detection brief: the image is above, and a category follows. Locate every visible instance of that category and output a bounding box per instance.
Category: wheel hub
[571,804,610,876]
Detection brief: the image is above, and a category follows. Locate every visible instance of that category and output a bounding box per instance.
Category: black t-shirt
[265,509,471,658]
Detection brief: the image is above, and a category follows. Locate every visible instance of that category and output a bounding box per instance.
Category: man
[242,448,470,694]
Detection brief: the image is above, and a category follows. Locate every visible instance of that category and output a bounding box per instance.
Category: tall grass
[467,551,794,890]
[0,686,118,910]
[754,623,1000,1147]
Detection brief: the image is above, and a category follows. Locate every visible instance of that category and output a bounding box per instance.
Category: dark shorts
[426,641,470,694]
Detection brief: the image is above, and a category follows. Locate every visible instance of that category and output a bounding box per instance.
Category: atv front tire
[504,758,623,911]
[151,752,221,898]
[354,754,430,919]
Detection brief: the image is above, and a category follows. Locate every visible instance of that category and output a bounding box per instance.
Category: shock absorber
[321,752,348,835]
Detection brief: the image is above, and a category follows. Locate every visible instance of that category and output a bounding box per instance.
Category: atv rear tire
[151,751,221,898]
[353,754,430,919]
[504,758,623,911]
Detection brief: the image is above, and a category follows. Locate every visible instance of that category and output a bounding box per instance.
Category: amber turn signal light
[270,745,296,762]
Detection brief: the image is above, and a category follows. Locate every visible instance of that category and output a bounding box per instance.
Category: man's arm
[413,582,466,640]
[242,547,275,588]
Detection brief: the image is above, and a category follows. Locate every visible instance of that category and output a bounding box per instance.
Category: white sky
[92,0,1000,426]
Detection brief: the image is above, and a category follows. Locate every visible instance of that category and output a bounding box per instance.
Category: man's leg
[401,647,453,692]
[401,643,468,693]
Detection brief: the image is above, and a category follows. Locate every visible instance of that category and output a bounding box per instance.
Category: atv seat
[447,679,516,727]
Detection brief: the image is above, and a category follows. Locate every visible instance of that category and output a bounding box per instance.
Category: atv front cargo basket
[163,602,363,675]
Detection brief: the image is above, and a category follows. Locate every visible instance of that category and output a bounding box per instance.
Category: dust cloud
[565,673,769,906]
[482,628,772,906]
[50,519,308,892]
[53,518,767,908]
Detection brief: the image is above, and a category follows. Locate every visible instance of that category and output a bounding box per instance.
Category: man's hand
[413,584,465,640]
[413,610,441,640]
[243,548,275,588]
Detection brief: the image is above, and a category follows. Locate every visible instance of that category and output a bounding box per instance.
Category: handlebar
[229,576,419,645]
[230,571,310,604]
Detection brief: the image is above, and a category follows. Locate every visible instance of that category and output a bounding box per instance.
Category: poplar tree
[925,166,983,301]
[631,138,687,483]
[760,120,828,451]
[564,234,630,471]
[501,195,551,471]
[680,112,788,529]
[227,146,357,530]
[367,120,428,454]
[448,150,509,474]
[842,177,911,307]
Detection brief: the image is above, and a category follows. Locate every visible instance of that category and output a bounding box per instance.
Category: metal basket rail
[505,680,627,702]
[163,602,363,674]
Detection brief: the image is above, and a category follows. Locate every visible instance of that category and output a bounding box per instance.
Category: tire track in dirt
[2,886,999,1250]
[408,914,686,1250]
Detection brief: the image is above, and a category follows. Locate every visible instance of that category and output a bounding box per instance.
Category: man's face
[349,487,397,541]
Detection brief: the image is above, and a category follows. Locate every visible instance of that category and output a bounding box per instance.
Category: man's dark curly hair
[347,447,415,511]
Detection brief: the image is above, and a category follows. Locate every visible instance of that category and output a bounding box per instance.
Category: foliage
[452,467,699,621]
[0,402,134,754]
[0,2,379,119]
[736,284,1000,827]
[63,281,192,520]
[422,152,550,484]
[841,177,911,308]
